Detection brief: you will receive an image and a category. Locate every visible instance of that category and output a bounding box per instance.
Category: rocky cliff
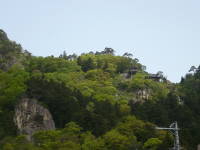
[14,98,55,141]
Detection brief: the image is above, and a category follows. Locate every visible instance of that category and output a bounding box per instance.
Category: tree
[189,66,197,72]
[123,52,133,58]
[103,130,133,150]
[143,138,162,150]
[59,51,68,59]
[102,48,115,55]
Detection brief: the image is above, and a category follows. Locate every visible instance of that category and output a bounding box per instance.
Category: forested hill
[0,29,200,150]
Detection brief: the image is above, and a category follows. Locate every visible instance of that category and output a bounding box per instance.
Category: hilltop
[0,30,200,150]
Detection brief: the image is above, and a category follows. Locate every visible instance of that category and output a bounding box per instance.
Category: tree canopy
[0,29,199,150]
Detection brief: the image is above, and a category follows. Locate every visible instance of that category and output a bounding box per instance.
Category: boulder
[14,98,55,141]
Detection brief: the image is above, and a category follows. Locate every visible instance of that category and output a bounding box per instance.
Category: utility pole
[156,122,180,150]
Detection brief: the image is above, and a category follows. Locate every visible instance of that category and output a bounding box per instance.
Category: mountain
[0,29,199,150]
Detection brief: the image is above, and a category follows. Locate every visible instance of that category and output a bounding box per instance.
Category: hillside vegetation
[0,30,199,150]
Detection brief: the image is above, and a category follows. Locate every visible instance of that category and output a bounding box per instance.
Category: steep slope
[0,29,199,150]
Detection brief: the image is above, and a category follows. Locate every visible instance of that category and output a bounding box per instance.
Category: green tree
[143,138,162,150]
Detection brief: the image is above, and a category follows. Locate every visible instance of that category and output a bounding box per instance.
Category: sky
[0,0,200,82]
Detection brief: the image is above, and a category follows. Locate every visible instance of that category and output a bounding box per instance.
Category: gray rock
[14,98,55,141]
[136,89,151,100]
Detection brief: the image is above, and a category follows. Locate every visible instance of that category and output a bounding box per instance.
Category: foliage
[0,66,29,139]
[0,29,200,150]
[143,138,162,150]
[26,56,81,73]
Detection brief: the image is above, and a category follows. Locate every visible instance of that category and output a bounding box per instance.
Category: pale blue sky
[0,0,200,82]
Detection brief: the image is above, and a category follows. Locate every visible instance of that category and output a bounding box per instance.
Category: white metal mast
[156,122,180,150]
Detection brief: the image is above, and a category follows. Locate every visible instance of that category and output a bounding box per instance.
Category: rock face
[14,98,55,141]
[136,89,151,100]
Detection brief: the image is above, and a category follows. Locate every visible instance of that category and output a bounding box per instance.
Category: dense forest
[0,29,200,150]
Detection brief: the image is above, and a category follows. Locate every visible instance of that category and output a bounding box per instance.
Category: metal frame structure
[156,122,180,150]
